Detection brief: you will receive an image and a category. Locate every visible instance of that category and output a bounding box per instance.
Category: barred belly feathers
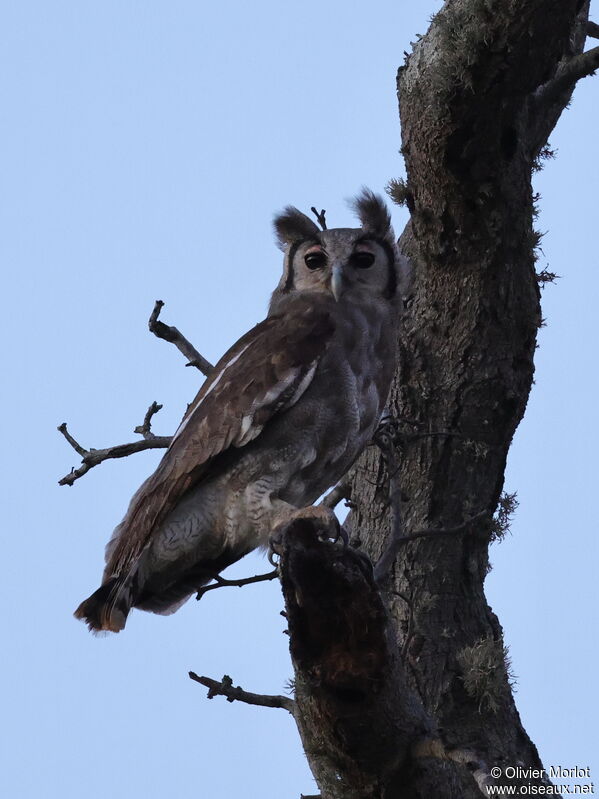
[75,189,402,632]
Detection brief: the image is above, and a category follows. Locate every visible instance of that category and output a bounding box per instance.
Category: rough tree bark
[276,2,595,797]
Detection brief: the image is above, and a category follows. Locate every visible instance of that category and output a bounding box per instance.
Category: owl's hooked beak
[331,264,345,302]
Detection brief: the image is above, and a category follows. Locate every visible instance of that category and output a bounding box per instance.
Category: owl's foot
[268,505,344,562]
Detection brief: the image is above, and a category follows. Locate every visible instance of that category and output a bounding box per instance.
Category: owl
[75,189,401,632]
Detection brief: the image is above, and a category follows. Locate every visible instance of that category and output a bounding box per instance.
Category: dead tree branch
[188,672,295,714]
[59,299,215,484]
[57,405,171,486]
[133,400,163,440]
[195,568,278,601]
[149,300,214,375]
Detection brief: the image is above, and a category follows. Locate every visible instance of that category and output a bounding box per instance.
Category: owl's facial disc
[282,232,396,305]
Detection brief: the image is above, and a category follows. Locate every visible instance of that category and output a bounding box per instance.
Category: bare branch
[59,300,213,485]
[188,673,295,714]
[401,510,490,544]
[57,407,172,487]
[588,20,599,39]
[195,568,278,600]
[319,479,351,510]
[534,45,599,109]
[149,300,214,375]
[133,400,163,440]
[58,422,88,457]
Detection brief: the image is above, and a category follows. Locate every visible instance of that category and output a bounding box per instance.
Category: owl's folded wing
[105,299,336,577]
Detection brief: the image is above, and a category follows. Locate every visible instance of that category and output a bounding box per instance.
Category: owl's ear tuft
[350,188,392,238]
[273,207,321,251]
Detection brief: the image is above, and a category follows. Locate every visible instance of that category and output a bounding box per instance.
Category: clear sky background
[2,2,597,797]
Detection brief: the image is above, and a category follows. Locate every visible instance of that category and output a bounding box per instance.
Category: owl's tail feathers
[74,575,135,633]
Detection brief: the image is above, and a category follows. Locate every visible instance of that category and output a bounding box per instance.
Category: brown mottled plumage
[75,189,402,632]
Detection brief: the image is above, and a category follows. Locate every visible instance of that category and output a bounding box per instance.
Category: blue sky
[2,2,597,796]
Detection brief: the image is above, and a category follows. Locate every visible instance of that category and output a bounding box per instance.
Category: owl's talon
[330,525,349,547]
[268,531,284,565]
[271,504,342,549]
[307,506,342,544]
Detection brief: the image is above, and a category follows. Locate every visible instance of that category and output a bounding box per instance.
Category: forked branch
[57,405,171,486]
[133,400,164,440]
[59,302,213,484]
[310,207,327,230]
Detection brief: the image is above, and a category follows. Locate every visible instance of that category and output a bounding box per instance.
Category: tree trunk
[280,2,593,796]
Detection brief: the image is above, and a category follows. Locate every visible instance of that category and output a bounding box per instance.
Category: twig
[588,20,599,39]
[133,400,163,440]
[534,45,599,108]
[401,510,490,544]
[375,505,489,580]
[195,568,278,600]
[189,673,295,714]
[320,479,351,510]
[58,423,87,457]
[310,207,327,230]
[149,300,214,375]
[57,407,172,486]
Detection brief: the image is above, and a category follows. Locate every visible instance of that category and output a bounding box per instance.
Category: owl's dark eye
[304,251,327,270]
[351,251,375,269]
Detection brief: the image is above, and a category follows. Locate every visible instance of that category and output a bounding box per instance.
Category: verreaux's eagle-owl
[75,189,401,632]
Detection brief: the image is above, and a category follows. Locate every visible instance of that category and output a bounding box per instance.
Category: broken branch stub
[276,515,430,798]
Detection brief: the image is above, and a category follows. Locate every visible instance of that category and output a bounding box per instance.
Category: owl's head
[269,189,401,315]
